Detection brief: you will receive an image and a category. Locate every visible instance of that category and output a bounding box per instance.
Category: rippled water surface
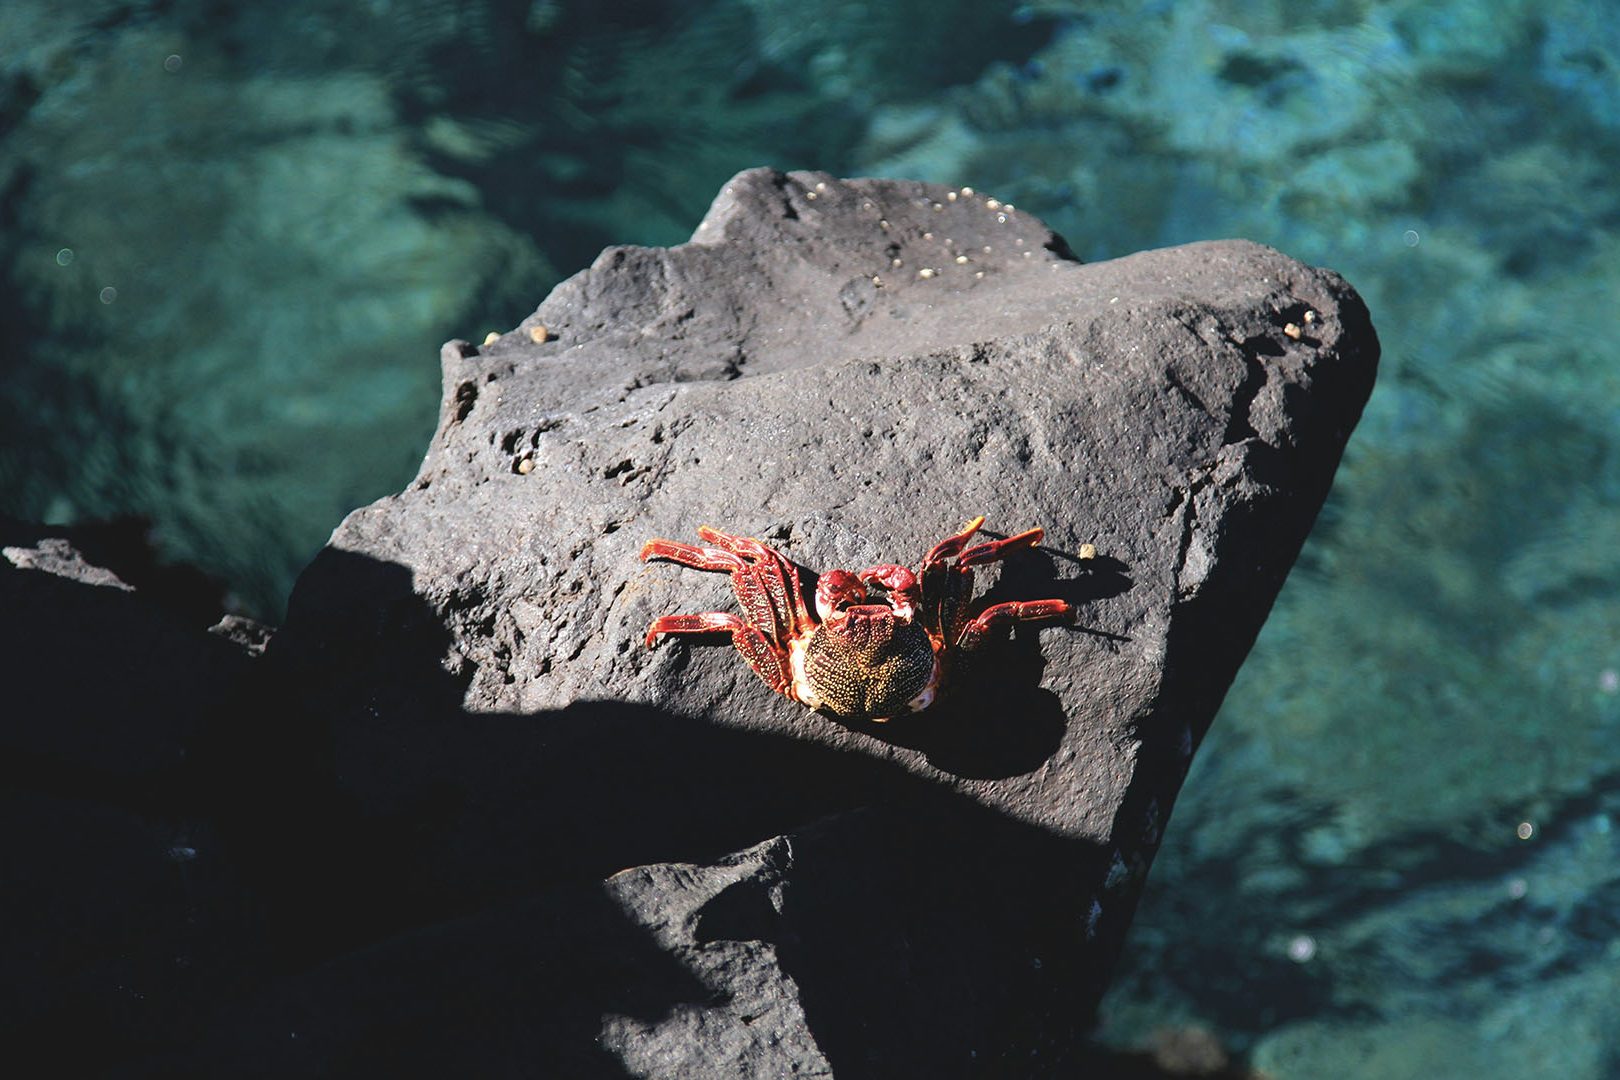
[4,2,1618,1074]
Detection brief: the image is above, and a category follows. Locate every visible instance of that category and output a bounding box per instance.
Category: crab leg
[921,515,987,570]
[641,526,814,703]
[644,611,746,648]
[957,527,1044,568]
[640,538,745,573]
[642,531,805,643]
[644,612,794,697]
[731,625,797,699]
[956,599,1074,652]
[694,526,815,643]
[919,517,987,648]
[918,518,1056,650]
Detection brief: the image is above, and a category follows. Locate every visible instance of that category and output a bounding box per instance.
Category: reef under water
[3,1,1618,1075]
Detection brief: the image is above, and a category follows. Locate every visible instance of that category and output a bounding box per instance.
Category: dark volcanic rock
[0,522,266,1072]
[168,169,1375,1075]
[1,521,254,780]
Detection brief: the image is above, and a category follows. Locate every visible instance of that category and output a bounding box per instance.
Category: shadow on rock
[1,522,267,1074]
[988,540,1136,631]
[847,629,1069,780]
[131,877,709,1080]
[124,547,1115,1077]
[817,538,1134,780]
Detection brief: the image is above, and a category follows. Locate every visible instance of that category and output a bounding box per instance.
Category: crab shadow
[842,630,1068,779]
[840,540,1134,780]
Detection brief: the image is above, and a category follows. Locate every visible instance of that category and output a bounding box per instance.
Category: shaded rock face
[234,169,1375,1075]
[0,170,1374,1076]
[0,520,268,1072]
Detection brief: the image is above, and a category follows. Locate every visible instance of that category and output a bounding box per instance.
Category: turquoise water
[4,1,1618,1073]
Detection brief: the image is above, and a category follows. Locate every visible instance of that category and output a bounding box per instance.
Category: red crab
[639,517,1074,721]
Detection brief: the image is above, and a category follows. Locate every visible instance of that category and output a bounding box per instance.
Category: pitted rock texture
[246,168,1376,1075]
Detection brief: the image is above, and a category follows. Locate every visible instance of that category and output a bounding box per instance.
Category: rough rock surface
[2,169,1376,1076]
[213,169,1376,1075]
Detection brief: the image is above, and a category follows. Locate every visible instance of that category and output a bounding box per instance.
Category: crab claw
[922,515,988,567]
[814,569,867,622]
[857,564,921,619]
